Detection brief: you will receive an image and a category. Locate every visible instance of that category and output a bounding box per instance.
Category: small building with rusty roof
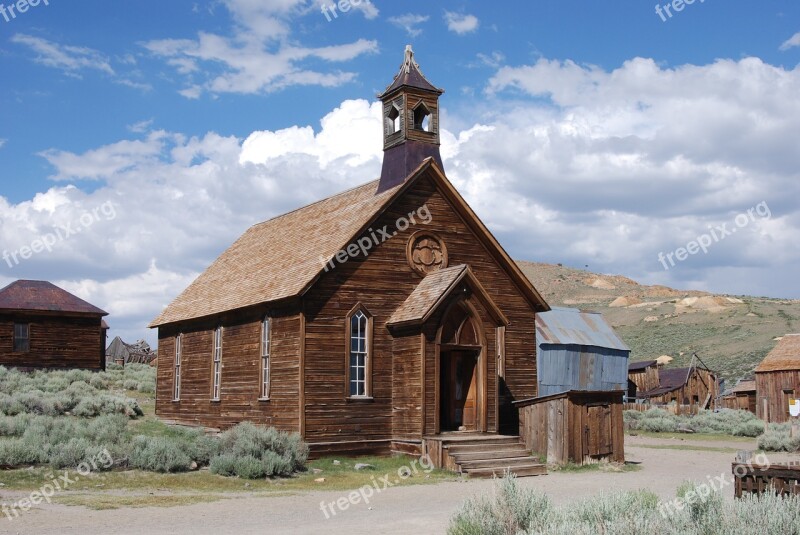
[755,334,800,423]
[0,280,108,370]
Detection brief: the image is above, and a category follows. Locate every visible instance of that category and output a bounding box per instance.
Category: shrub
[123,380,139,391]
[757,423,800,452]
[0,438,46,466]
[209,422,308,478]
[128,436,192,473]
[624,408,765,437]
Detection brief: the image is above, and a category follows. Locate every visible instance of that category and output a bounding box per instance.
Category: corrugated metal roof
[536,307,629,352]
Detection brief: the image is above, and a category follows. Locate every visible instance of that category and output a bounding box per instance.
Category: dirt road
[4,436,796,535]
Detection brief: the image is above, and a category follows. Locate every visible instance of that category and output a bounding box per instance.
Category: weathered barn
[0,280,108,370]
[516,391,624,466]
[150,47,552,475]
[755,335,800,423]
[720,378,757,414]
[535,307,630,396]
[106,336,156,366]
[628,359,660,395]
[636,366,720,415]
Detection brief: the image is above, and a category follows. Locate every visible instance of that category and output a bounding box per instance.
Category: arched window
[346,306,373,398]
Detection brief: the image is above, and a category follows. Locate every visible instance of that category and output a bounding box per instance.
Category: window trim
[259,316,271,400]
[211,326,223,402]
[173,334,182,401]
[13,323,30,353]
[345,304,373,399]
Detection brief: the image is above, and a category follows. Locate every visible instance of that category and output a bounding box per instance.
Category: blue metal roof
[536,307,630,352]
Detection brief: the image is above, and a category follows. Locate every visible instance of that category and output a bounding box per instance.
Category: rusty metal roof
[755,334,800,372]
[536,307,629,352]
[628,359,658,372]
[0,280,107,316]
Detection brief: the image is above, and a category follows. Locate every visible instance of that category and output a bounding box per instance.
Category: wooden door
[587,404,612,457]
[440,351,478,431]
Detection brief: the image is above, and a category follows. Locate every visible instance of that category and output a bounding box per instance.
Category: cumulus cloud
[444,11,479,35]
[3,56,800,344]
[780,32,800,51]
[143,0,377,97]
[388,14,429,37]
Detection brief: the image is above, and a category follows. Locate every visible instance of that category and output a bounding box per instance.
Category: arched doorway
[437,300,486,433]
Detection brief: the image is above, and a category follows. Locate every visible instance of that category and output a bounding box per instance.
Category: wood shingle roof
[755,334,800,373]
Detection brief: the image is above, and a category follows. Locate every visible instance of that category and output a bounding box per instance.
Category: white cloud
[444,11,479,35]
[388,14,429,37]
[3,56,800,345]
[780,32,800,51]
[11,34,114,77]
[143,1,377,97]
[0,139,5,149]
[128,119,154,134]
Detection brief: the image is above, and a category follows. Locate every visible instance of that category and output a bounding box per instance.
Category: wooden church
[150,47,551,475]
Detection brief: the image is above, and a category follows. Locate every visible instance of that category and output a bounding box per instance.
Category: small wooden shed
[515,390,624,466]
[720,379,757,414]
[755,335,800,423]
[628,359,660,393]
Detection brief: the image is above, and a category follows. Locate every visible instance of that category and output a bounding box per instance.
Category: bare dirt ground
[4,435,798,535]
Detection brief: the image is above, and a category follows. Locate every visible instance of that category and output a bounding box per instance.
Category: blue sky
[1,1,799,343]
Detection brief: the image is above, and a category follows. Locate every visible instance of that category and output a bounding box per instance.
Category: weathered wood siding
[302,172,537,448]
[755,370,799,423]
[155,307,301,431]
[518,391,624,465]
[648,368,719,413]
[629,365,659,392]
[0,314,105,370]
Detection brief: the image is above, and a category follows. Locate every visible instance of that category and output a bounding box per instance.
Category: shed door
[587,404,612,457]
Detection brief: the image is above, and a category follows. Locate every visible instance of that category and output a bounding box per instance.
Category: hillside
[517,261,800,384]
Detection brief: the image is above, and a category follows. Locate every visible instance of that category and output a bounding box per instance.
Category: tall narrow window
[211,327,222,401]
[13,324,29,353]
[347,309,371,397]
[173,334,182,401]
[260,317,271,399]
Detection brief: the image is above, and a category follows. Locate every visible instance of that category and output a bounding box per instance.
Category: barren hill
[516,261,800,384]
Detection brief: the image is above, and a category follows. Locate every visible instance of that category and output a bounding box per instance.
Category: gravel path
[3,436,797,535]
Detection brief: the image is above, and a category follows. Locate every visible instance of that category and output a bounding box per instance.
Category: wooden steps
[435,434,546,479]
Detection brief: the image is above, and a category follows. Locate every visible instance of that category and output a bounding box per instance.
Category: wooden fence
[623,403,698,415]
[732,462,800,498]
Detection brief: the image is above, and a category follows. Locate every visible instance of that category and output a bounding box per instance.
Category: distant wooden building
[755,335,800,423]
[635,365,720,414]
[628,359,660,395]
[150,47,551,473]
[720,379,757,414]
[0,280,108,370]
[106,336,156,366]
[535,307,630,396]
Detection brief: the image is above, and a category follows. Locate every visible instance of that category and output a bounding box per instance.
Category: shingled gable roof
[150,158,549,328]
[755,334,800,373]
[378,45,444,99]
[388,265,508,328]
[0,280,107,316]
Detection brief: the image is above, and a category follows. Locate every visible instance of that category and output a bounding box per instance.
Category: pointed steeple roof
[378,45,444,99]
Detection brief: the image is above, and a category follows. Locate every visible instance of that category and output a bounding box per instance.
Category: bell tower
[377,46,445,193]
